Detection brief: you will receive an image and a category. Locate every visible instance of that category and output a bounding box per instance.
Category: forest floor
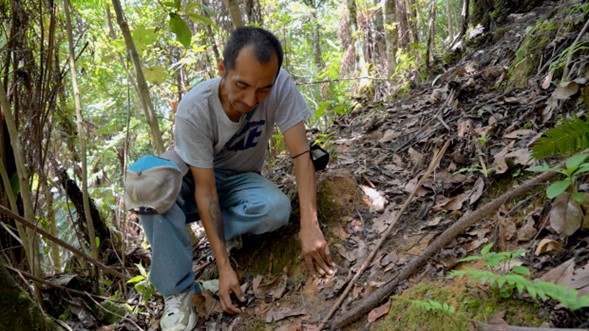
[92,1,589,330]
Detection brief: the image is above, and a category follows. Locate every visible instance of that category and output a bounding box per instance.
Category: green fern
[448,269,589,311]
[532,116,589,160]
[394,296,458,316]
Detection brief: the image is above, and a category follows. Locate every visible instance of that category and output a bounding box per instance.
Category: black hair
[222,27,284,73]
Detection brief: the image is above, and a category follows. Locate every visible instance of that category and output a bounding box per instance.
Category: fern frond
[394,296,458,316]
[448,269,589,311]
[532,116,589,160]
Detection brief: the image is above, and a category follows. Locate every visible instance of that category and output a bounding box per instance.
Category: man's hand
[300,222,336,277]
[218,264,245,314]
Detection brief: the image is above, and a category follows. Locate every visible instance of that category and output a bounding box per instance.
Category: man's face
[218,46,279,119]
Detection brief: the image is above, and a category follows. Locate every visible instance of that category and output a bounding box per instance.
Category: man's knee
[268,193,291,226]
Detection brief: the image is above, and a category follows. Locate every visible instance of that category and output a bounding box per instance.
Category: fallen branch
[318,140,451,330]
[332,163,562,329]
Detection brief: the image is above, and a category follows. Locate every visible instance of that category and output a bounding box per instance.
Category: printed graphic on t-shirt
[226,120,266,151]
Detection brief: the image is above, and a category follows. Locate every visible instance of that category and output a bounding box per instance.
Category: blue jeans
[140,170,291,297]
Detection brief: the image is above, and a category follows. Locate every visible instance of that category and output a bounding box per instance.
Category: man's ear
[217,58,225,77]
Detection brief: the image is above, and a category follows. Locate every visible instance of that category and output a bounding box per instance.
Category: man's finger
[232,284,245,302]
[220,292,241,314]
[321,246,336,270]
[304,255,317,277]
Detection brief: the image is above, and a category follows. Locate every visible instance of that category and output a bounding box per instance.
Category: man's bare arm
[190,166,244,313]
[283,122,335,276]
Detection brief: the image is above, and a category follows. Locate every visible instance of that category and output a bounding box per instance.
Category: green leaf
[95,236,100,249]
[511,265,530,275]
[572,192,587,203]
[547,179,572,199]
[162,1,180,9]
[10,173,20,196]
[574,163,589,175]
[457,255,483,262]
[143,66,168,85]
[527,165,550,172]
[566,153,589,169]
[187,13,215,27]
[131,25,158,56]
[531,116,589,159]
[127,275,145,284]
[169,13,192,48]
[481,243,494,255]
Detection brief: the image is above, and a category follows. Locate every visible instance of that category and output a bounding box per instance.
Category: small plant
[448,243,589,311]
[127,262,156,303]
[531,116,589,160]
[395,296,458,316]
[528,153,589,200]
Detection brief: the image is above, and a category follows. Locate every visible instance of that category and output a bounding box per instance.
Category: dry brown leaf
[192,290,222,318]
[498,212,517,241]
[517,217,537,242]
[549,194,582,238]
[360,185,387,212]
[542,96,559,123]
[538,258,575,284]
[265,307,306,323]
[408,148,424,169]
[553,80,579,100]
[274,319,302,331]
[433,193,469,211]
[457,119,474,137]
[468,177,485,205]
[536,258,589,296]
[534,238,563,255]
[504,148,531,167]
[333,243,355,262]
[379,129,400,143]
[503,129,537,139]
[541,71,553,89]
[491,144,511,174]
[561,262,589,296]
[404,176,429,196]
[272,275,289,300]
[252,275,264,299]
[368,300,391,322]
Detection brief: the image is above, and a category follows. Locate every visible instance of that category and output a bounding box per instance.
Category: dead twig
[317,140,451,330]
[332,162,562,329]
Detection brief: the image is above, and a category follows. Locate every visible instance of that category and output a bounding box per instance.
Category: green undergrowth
[372,279,546,331]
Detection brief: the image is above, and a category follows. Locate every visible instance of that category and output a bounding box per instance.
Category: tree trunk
[395,0,411,50]
[425,3,436,73]
[0,71,42,303]
[244,0,262,25]
[64,0,99,269]
[346,0,367,76]
[406,0,419,44]
[0,263,62,331]
[383,0,398,78]
[446,0,454,42]
[111,0,165,155]
[224,0,245,28]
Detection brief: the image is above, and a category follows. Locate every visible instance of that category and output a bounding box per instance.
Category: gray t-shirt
[174,69,310,172]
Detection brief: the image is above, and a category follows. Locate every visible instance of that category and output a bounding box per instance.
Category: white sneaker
[160,287,197,331]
